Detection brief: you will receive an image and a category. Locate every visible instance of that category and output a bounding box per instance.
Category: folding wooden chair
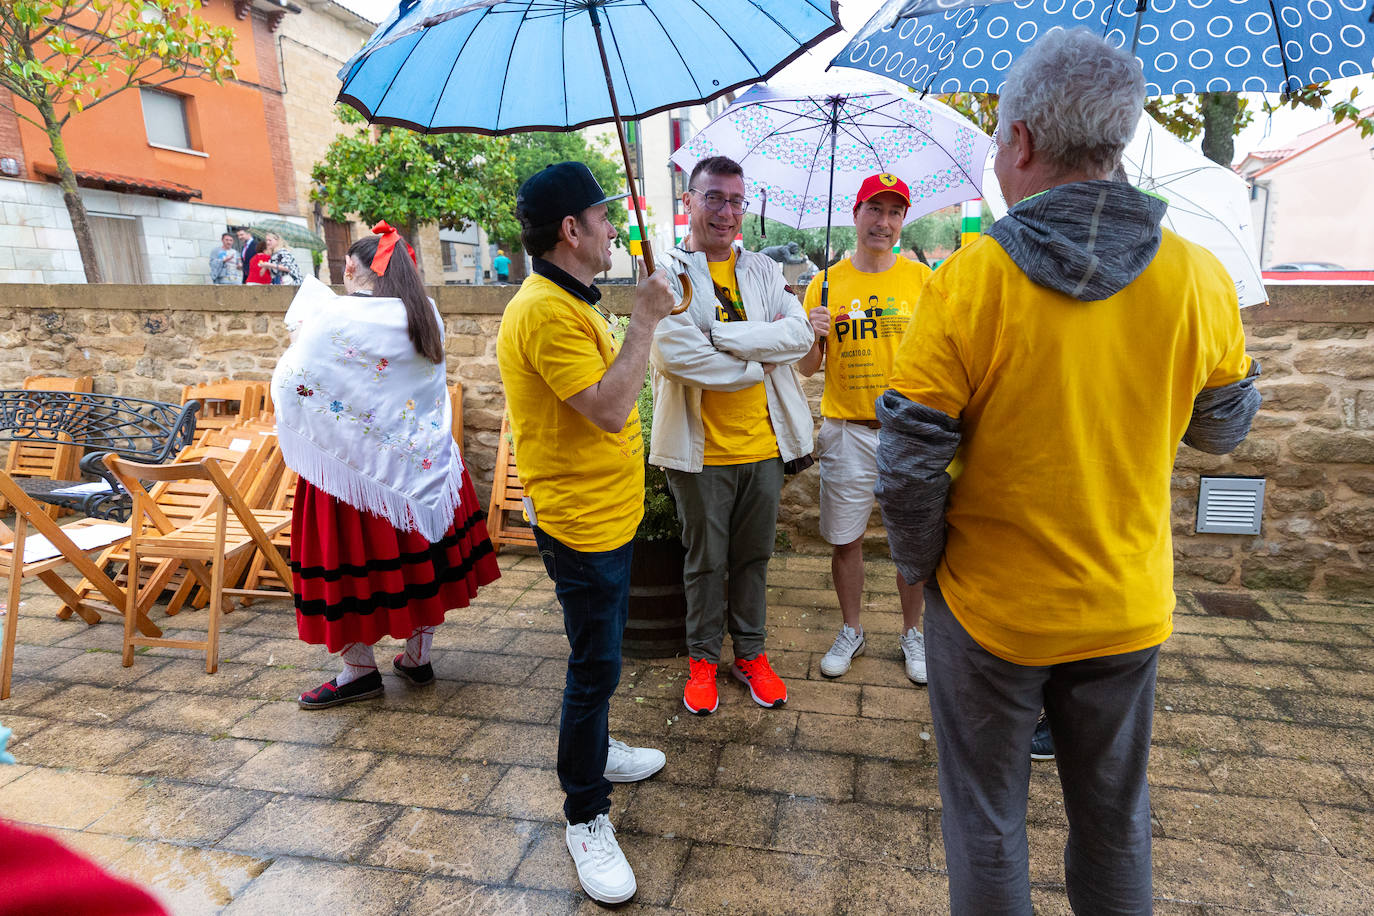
[0,472,130,699]
[237,466,298,604]
[0,376,94,519]
[57,441,267,626]
[103,454,294,673]
[181,379,268,445]
[486,413,537,552]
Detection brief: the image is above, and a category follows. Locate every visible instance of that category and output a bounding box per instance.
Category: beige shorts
[816,417,880,545]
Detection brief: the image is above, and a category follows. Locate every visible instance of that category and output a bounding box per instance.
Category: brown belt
[842,418,882,430]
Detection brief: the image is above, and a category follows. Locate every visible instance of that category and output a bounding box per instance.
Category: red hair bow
[370,220,417,275]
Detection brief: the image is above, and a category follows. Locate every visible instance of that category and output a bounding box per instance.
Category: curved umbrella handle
[672,273,693,315]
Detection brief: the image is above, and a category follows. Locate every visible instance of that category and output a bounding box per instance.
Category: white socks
[337,641,378,686]
[403,625,436,667]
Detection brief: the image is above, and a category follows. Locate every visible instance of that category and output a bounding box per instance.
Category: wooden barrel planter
[623,536,687,658]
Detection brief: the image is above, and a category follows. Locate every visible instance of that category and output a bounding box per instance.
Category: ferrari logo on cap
[879,173,898,186]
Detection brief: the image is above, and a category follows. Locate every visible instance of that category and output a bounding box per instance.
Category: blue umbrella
[829,0,1374,96]
[337,0,841,279]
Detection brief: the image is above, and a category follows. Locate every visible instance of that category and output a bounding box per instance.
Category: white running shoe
[820,624,865,678]
[566,813,636,904]
[900,626,928,685]
[604,736,666,783]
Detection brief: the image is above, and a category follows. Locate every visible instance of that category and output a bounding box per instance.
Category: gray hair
[997,29,1144,176]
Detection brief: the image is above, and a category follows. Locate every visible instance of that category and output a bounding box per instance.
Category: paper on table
[2,523,130,563]
[48,481,116,497]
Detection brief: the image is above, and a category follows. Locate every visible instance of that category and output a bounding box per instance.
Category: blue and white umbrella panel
[831,0,1374,96]
[338,0,842,134]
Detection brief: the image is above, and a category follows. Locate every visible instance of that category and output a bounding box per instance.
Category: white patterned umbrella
[983,111,1267,306]
[670,78,990,310]
[670,79,991,230]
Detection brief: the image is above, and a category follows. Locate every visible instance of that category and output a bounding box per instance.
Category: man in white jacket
[650,155,815,716]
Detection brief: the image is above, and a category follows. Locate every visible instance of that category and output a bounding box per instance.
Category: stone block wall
[0,282,1370,597]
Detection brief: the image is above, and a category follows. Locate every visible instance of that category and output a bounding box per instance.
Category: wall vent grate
[1196,477,1265,535]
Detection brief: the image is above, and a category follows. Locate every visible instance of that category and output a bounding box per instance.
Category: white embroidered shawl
[272,277,463,542]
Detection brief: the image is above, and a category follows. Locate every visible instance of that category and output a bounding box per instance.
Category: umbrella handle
[672,273,693,315]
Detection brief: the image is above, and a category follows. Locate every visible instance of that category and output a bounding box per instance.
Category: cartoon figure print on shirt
[713,277,746,322]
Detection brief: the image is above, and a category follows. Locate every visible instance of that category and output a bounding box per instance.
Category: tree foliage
[741,216,855,268]
[0,0,238,281]
[312,105,519,248]
[505,131,629,248]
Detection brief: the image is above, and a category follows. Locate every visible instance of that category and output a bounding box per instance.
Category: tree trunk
[1200,92,1239,168]
[404,220,425,285]
[41,106,102,283]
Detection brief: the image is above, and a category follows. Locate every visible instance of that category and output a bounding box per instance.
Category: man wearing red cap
[798,173,933,683]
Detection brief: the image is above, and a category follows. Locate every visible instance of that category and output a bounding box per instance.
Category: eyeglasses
[689,188,750,213]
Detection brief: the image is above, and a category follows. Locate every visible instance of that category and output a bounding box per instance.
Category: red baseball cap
[853,173,911,214]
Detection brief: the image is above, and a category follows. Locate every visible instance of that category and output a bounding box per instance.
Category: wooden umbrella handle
[672,273,693,314]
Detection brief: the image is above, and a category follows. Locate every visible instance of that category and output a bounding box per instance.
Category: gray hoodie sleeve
[874,390,962,585]
[1182,360,1262,455]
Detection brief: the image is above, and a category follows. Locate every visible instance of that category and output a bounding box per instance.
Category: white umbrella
[670,77,991,309]
[983,111,1266,307]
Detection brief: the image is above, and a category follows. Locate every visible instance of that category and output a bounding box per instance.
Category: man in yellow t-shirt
[873,34,1261,913]
[797,173,933,685]
[495,161,675,906]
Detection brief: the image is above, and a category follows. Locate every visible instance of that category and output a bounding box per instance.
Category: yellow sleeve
[1203,302,1254,389]
[523,305,610,402]
[888,279,973,419]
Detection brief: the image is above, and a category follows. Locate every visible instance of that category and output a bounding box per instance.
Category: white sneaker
[604,736,666,783]
[820,624,865,677]
[565,813,636,904]
[900,626,928,685]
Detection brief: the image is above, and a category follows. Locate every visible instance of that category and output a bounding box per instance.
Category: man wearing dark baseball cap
[495,161,674,905]
[796,172,934,686]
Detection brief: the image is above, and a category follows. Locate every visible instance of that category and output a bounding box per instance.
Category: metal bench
[0,390,199,520]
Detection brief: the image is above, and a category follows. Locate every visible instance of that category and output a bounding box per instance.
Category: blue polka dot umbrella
[829,0,1374,96]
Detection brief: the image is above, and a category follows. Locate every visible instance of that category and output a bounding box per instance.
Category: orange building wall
[10,0,289,213]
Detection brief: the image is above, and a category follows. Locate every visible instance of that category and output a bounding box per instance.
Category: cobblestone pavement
[1,552,1371,915]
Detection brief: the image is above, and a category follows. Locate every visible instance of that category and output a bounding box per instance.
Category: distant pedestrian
[493,248,511,283]
[264,232,303,286]
[210,233,242,285]
[236,227,259,283]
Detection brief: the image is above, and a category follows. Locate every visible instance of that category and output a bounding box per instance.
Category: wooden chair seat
[486,413,537,552]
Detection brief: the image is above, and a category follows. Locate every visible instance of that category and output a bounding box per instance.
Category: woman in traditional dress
[272,222,500,709]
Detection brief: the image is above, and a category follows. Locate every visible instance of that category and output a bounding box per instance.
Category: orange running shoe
[732,653,787,708]
[683,658,718,715]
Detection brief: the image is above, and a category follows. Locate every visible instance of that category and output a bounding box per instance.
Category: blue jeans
[925,584,1157,916]
[533,527,633,826]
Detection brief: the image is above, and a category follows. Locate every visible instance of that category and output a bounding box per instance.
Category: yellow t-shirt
[495,273,644,552]
[890,230,1252,666]
[700,250,779,465]
[804,256,932,420]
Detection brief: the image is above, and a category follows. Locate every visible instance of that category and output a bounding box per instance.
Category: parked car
[1267,261,1347,271]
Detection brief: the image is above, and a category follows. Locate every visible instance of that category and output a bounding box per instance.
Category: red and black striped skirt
[291,467,500,652]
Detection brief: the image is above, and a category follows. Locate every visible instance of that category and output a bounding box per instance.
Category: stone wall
[1,282,1370,597]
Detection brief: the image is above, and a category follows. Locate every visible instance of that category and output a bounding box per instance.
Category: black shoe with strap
[393,654,435,686]
[298,671,384,710]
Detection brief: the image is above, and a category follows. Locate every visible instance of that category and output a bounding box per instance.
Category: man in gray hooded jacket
[874,29,1261,915]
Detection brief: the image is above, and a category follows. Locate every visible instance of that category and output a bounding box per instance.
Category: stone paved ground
[1,551,1371,915]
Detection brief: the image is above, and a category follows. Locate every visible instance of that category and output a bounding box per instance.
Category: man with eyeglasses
[796,173,932,685]
[649,155,814,716]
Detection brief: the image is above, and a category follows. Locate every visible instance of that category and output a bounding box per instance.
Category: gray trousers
[925,584,1157,916]
[666,458,783,664]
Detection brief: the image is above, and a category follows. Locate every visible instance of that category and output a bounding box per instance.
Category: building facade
[0,0,338,285]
